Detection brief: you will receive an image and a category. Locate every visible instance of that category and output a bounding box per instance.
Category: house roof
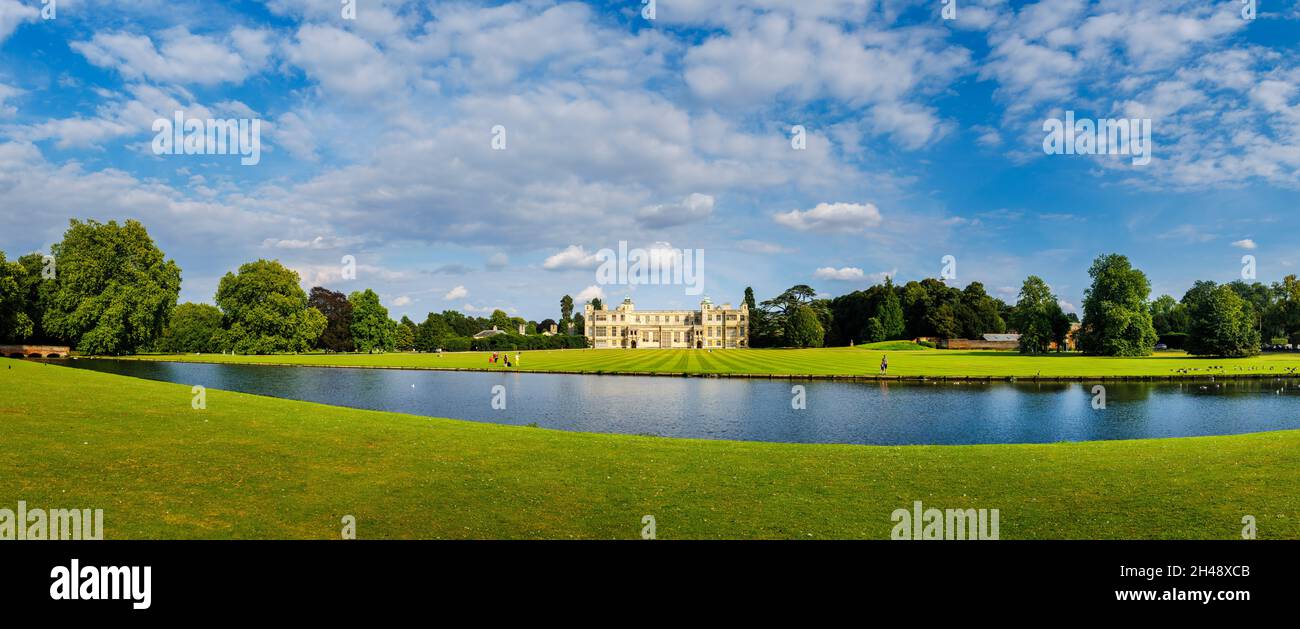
[982,333,1021,342]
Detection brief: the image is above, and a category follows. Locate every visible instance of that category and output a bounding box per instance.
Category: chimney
[549,323,558,334]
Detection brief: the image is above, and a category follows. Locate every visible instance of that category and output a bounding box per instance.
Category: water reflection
[50,359,1300,446]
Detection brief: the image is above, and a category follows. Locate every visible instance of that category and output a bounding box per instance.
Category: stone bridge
[0,345,71,358]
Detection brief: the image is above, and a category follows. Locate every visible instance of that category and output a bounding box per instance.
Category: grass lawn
[2,357,1296,539]
[116,346,1300,379]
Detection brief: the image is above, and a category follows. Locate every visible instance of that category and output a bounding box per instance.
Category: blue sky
[2,0,1300,322]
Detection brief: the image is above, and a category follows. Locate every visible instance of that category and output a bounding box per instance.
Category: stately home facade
[585,297,749,349]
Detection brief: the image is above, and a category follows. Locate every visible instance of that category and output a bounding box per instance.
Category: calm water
[55,358,1300,445]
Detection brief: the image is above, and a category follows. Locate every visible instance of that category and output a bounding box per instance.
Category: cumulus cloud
[443,285,468,300]
[0,0,38,44]
[814,266,865,281]
[1232,239,1258,250]
[542,245,601,271]
[814,266,895,283]
[774,202,882,233]
[71,27,273,86]
[575,285,605,303]
[392,295,412,307]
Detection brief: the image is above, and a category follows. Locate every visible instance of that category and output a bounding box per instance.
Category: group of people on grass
[489,352,522,368]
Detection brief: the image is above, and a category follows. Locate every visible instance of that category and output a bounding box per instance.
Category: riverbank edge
[79,355,1298,383]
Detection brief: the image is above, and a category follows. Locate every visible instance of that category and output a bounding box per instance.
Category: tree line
[744,253,1277,358]
[0,219,586,355]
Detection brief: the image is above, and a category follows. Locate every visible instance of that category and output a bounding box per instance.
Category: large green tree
[0,251,34,343]
[42,219,181,354]
[214,259,325,354]
[784,304,824,348]
[876,277,906,340]
[349,289,395,353]
[1078,254,1158,356]
[308,287,354,352]
[414,312,455,351]
[957,281,1006,339]
[560,295,574,322]
[156,302,223,353]
[1183,282,1261,357]
[1011,275,1062,355]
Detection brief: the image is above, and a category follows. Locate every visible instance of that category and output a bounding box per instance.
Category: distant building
[472,326,507,339]
[584,296,748,349]
[938,334,1020,350]
[540,323,559,336]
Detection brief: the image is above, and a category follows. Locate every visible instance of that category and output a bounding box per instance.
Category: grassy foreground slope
[1,357,1296,539]
[121,346,1300,379]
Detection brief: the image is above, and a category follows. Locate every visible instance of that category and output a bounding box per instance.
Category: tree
[1012,276,1060,354]
[743,286,761,343]
[488,309,512,331]
[0,251,33,343]
[349,289,394,353]
[560,295,574,322]
[394,323,415,351]
[761,284,819,345]
[1149,294,1186,336]
[1268,275,1300,342]
[14,252,55,343]
[42,219,181,354]
[156,302,222,353]
[784,304,824,348]
[864,317,885,343]
[957,282,1006,339]
[1078,254,1158,356]
[415,312,455,351]
[214,259,326,354]
[308,287,354,352]
[1183,282,1261,357]
[877,277,906,340]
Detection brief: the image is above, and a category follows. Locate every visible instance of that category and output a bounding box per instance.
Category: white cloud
[1232,239,1258,250]
[443,285,468,301]
[70,27,273,86]
[486,252,508,270]
[575,285,605,303]
[542,245,601,271]
[261,235,355,250]
[814,266,865,281]
[0,82,20,117]
[774,202,882,233]
[636,193,715,228]
[392,295,412,307]
[0,0,37,45]
[814,266,895,283]
[284,24,406,100]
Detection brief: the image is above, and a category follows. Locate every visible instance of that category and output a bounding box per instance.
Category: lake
[56,358,1300,445]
